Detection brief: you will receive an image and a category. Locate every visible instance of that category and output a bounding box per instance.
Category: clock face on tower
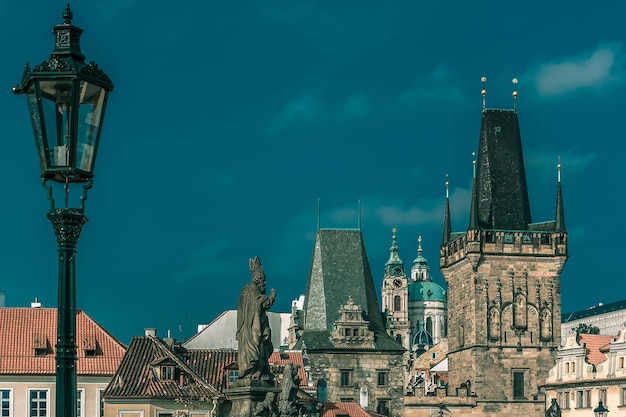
[392,267,401,275]
[393,278,402,288]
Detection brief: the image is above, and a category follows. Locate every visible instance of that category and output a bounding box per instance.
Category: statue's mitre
[249,256,265,279]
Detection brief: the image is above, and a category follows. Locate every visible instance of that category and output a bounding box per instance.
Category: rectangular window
[620,357,625,369]
[1,389,11,417]
[29,390,48,417]
[558,391,570,409]
[513,371,525,399]
[340,370,352,386]
[228,370,239,386]
[376,400,390,416]
[576,389,591,408]
[98,389,105,417]
[76,389,84,417]
[161,366,175,380]
[377,372,388,386]
[621,387,626,406]
[598,388,607,406]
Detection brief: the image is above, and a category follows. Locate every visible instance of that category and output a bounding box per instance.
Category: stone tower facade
[298,229,405,417]
[439,108,568,415]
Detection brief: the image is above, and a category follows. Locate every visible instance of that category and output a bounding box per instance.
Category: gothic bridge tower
[440,94,568,415]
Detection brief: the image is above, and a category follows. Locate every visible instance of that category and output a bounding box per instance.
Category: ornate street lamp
[594,401,609,417]
[13,6,112,417]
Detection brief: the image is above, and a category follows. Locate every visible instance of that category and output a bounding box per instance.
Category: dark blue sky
[1,1,624,344]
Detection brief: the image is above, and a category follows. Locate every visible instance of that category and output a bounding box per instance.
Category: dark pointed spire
[442,177,451,245]
[555,160,566,232]
[468,158,480,231]
[474,109,532,230]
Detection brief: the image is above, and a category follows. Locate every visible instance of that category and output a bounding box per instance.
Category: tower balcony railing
[440,228,568,266]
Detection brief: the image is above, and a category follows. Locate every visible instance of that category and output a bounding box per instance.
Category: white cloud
[270,93,326,131]
[399,64,466,108]
[526,148,597,174]
[532,43,625,96]
[344,93,372,119]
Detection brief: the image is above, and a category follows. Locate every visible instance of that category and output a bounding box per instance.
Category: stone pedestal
[225,381,280,417]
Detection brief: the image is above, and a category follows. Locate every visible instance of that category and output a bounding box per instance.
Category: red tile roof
[270,351,308,387]
[0,307,126,375]
[322,402,373,417]
[579,334,615,366]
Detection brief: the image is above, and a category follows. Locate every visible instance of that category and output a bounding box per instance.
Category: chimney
[145,328,157,337]
[31,297,42,308]
[163,329,176,348]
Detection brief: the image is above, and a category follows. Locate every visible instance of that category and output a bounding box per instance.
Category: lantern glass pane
[37,79,75,168]
[26,87,48,173]
[77,81,106,173]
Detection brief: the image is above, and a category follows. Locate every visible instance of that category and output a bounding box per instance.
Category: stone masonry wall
[307,350,404,417]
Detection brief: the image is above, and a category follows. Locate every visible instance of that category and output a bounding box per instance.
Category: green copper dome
[408,280,447,302]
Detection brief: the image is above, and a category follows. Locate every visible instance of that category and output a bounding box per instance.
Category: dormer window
[161,365,175,381]
[82,334,98,357]
[33,334,50,356]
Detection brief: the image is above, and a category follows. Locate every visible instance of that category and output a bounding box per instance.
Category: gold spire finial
[557,156,562,183]
[445,173,449,198]
[481,76,487,110]
[512,78,519,112]
[472,153,477,178]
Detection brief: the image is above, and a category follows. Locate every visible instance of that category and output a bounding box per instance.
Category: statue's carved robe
[236,281,274,380]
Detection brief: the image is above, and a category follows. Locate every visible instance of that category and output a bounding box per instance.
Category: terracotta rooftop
[579,333,615,366]
[322,402,373,417]
[0,307,126,375]
[104,337,309,400]
[269,351,308,387]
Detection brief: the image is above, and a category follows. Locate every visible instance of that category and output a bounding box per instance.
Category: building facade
[562,299,626,339]
[0,304,126,417]
[543,327,626,416]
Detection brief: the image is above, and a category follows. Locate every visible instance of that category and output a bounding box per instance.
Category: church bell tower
[381,228,410,350]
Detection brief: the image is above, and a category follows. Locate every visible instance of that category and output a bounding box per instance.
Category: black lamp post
[594,401,609,417]
[13,6,112,417]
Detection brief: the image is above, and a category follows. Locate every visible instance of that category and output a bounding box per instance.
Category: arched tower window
[395,334,402,345]
[426,317,433,335]
[393,295,401,311]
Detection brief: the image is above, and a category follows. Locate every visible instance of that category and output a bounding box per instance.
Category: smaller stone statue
[236,256,276,382]
[253,392,278,417]
[545,398,562,417]
[278,363,300,417]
